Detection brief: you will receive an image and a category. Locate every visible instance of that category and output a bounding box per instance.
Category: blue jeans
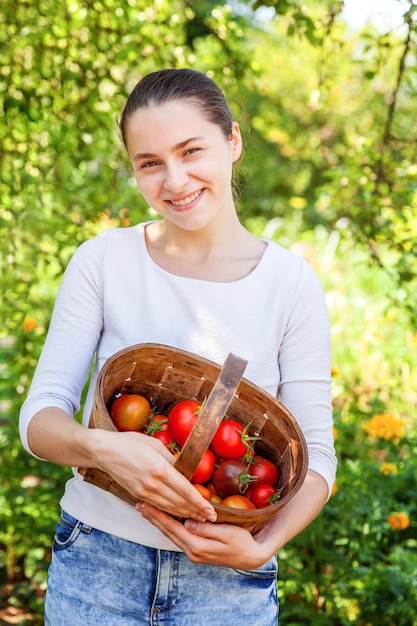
[44,510,279,625]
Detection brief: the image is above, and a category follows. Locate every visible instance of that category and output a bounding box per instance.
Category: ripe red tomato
[168,400,201,446]
[151,430,173,447]
[249,483,280,509]
[144,414,169,436]
[191,449,216,484]
[110,394,151,432]
[212,459,255,498]
[249,455,279,487]
[152,414,169,428]
[210,419,248,459]
[221,495,256,510]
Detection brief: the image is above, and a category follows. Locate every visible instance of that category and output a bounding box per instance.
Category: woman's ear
[231,121,243,163]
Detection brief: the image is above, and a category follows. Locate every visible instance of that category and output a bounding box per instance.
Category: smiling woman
[19,68,336,625]
[123,100,242,244]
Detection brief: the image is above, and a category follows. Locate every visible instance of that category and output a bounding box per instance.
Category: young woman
[20,68,337,625]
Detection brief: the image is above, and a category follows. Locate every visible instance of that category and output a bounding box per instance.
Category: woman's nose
[163,163,189,192]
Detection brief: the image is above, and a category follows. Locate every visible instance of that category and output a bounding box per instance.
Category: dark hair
[119,68,233,148]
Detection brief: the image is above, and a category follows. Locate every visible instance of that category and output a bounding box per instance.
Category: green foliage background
[1,0,416,623]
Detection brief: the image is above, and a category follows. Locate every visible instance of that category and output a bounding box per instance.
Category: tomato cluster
[110,394,281,510]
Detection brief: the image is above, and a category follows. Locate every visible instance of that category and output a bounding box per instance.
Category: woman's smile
[167,189,204,210]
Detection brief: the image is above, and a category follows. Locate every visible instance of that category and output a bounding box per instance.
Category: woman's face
[124,99,242,232]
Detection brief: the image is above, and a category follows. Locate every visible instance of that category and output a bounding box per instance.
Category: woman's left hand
[137,470,330,569]
[137,502,273,569]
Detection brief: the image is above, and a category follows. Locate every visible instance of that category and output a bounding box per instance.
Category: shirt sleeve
[19,233,107,457]
[278,259,337,498]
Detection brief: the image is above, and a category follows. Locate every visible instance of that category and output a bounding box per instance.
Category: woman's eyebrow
[133,136,205,162]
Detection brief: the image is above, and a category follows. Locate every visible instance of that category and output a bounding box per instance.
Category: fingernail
[205,509,217,523]
[185,519,197,531]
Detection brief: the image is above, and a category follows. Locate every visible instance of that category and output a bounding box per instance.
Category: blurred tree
[242,0,417,323]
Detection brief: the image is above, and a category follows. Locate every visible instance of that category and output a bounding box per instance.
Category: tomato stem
[239,421,260,461]
[237,469,258,494]
[144,414,168,435]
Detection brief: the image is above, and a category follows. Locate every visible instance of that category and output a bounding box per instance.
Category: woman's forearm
[27,407,104,467]
[258,470,329,553]
[27,407,219,523]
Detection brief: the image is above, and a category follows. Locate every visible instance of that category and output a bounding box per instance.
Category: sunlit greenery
[1,0,416,623]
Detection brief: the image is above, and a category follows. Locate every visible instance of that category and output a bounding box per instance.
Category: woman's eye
[184,147,200,156]
[140,160,160,169]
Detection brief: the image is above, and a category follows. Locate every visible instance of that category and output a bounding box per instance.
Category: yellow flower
[380,462,398,476]
[289,196,307,209]
[23,315,38,331]
[331,364,340,377]
[364,414,404,441]
[387,512,410,530]
[331,481,338,496]
[333,425,338,440]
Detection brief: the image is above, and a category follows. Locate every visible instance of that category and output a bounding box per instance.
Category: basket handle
[174,353,248,480]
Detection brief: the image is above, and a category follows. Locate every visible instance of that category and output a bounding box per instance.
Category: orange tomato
[110,394,151,432]
[193,484,211,500]
[221,495,256,510]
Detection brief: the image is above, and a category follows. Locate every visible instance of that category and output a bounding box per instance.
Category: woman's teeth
[171,190,201,206]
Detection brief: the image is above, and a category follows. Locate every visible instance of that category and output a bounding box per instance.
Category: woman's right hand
[27,408,217,523]
[90,428,217,523]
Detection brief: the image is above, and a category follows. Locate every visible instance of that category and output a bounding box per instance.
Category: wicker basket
[79,343,308,534]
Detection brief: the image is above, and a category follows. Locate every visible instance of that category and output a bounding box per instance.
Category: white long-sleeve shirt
[20,222,337,550]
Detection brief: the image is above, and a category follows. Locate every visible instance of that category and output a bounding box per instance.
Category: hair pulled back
[120,68,233,148]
